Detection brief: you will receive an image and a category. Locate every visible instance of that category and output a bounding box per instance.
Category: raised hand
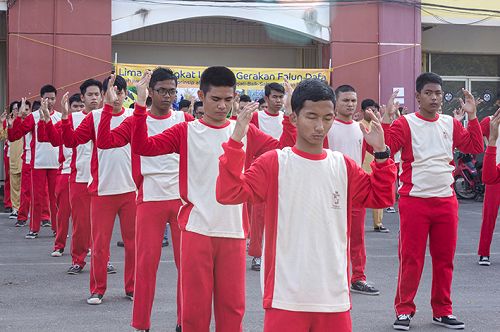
[7,107,17,128]
[232,93,240,115]
[136,70,151,106]
[40,98,51,123]
[0,109,7,123]
[284,78,294,116]
[19,98,27,118]
[489,108,500,146]
[453,107,465,122]
[360,110,386,152]
[104,74,119,106]
[60,92,70,120]
[382,90,399,123]
[459,89,477,120]
[231,101,259,143]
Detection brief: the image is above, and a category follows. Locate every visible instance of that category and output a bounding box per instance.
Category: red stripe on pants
[18,163,31,221]
[131,200,182,330]
[30,168,58,233]
[248,202,265,258]
[350,207,367,283]
[3,152,11,208]
[89,192,136,295]
[69,182,91,268]
[264,308,352,332]
[478,182,500,256]
[395,196,457,317]
[53,174,71,251]
[180,231,245,332]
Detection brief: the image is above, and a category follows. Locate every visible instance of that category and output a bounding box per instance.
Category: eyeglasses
[154,88,177,96]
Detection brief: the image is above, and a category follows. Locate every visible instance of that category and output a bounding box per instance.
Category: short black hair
[150,67,177,88]
[69,93,82,106]
[32,100,41,111]
[258,98,266,106]
[9,101,20,113]
[25,100,31,108]
[361,98,379,111]
[179,100,191,109]
[40,84,57,97]
[334,85,356,100]
[80,79,103,95]
[416,72,442,93]
[239,94,251,103]
[103,75,127,93]
[199,66,236,94]
[264,83,285,97]
[193,101,203,112]
[291,78,336,115]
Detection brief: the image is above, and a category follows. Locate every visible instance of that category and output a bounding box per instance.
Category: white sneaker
[86,293,103,305]
[87,249,91,257]
[51,249,63,257]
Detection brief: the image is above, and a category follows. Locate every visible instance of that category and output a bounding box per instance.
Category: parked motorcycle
[453,152,484,200]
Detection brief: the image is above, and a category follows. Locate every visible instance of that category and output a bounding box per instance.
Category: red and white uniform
[131,108,295,332]
[478,117,500,257]
[53,146,72,252]
[325,119,367,284]
[8,111,62,233]
[96,105,193,330]
[18,132,32,222]
[251,110,284,139]
[61,104,137,297]
[216,141,396,331]
[383,112,483,317]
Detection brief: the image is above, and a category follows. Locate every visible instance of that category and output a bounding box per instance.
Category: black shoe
[25,231,38,239]
[126,292,134,301]
[432,315,465,329]
[107,263,117,274]
[478,256,491,266]
[393,314,412,330]
[251,257,261,271]
[350,280,380,295]
[9,210,18,219]
[41,220,51,228]
[374,225,390,233]
[117,241,124,247]
[15,220,26,227]
[4,207,13,213]
[176,325,182,332]
[86,293,103,305]
[162,238,169,247]
[67,264,83,275]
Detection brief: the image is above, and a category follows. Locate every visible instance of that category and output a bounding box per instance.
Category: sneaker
[15,220,26,227]
[86,293,103,305]
[87,249,91,257]
[393,314,412,330]
[41,220,51,228]
[386,207,397,213]
[52,231,56,237]
[67,265,83,275]
[251,257,261,271]
[478,256,491,266]
[432,315,465,329]
[51,249,64,257]
[176,325,182,332]
[4,207,13,213]
[374,225,390,233]
[107,263,117,274]
[25,231,38,239]
[9,210,18,219]
[126,292,134,301]
[350,280,380,295]
[117,241,124,247]
[162,238,169,247]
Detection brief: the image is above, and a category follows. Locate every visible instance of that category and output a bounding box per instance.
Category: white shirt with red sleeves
[251,110,284,139]
[326,119,364,166]
[91,108,136,196]
[23,132,32,165]
[70,111,93,183]
[385,112,484,198]
[61,146,72,175]
[141,111,187,202]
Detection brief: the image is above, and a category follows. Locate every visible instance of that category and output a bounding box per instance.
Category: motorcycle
[453,152,484,200]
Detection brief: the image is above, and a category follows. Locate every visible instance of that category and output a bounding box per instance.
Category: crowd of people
[1,66,499,332]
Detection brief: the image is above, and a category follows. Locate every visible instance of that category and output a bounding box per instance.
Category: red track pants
[53,174,71,251]
[180,231,246,332]
[89,192,136,295]
[395,196,458,317]
[264,309,352,332]
[350,207,367,283]
[30,168,58,233]
[131,199,182,330]
[478,183,500,257]
[18,163,31,221]
[69,182,91,268]
[248,202,265,258]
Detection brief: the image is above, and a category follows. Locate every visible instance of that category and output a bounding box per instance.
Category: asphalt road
[0,199,498,331]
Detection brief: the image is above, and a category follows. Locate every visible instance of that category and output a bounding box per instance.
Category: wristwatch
[374,146,391,160]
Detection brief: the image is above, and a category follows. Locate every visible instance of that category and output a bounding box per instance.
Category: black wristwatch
[374,146,391,160]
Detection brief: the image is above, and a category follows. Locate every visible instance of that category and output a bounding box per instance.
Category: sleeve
[62,113,94,148]
[96,104,132,149]
[382,117,409,155]
[131,104,183,156]
[8,114,35,142]
[482,146,500,185]
[453,118,484,154]
[37,121,48,142]
[480,117,490,138]
[184,112,195,122]
[216,137,275,205]
[41,121,64,147]
[345,155,397,209]
[250,112,259,127]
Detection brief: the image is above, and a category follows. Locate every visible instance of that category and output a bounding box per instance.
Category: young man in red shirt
[216,78,396,332]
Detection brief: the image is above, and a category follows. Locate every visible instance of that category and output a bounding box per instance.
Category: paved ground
[0,199,498,331]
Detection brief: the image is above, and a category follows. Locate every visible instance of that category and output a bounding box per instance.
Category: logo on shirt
[332,191,341,209]
[443,130,449,140]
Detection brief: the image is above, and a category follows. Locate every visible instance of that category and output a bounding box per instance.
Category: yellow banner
[116,63,330,89]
